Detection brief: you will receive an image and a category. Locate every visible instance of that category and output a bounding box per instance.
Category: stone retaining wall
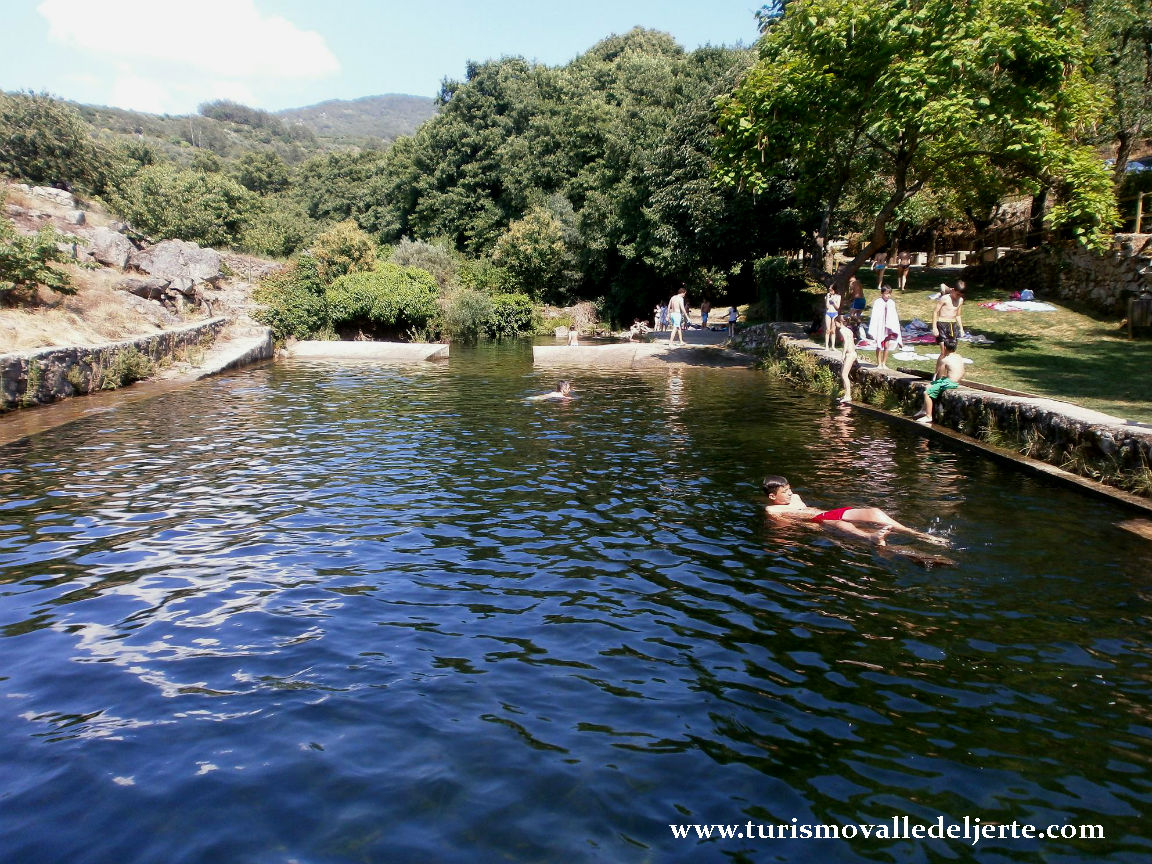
[736,323,1152,496]
[964,234,1152,316]
[1,318,229,411]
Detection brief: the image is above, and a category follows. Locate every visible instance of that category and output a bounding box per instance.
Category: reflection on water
[1,342,1150,863]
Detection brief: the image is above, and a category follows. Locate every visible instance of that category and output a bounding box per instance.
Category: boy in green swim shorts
[914,339,964,424]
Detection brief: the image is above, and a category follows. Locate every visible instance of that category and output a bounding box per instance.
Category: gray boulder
[66,210,86,225]
[117,276,171,299]
[169,277,196,297]
[129,239,222,285]
[31,186,76,207]
[89,227,135,268]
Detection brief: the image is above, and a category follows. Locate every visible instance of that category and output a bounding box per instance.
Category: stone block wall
[1,318,228,411]
[736,323,1152,496]
[965,234,1152,316]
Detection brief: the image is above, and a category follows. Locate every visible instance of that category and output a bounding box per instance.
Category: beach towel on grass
[979,301,1058,312]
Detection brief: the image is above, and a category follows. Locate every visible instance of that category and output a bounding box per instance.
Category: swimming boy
[762,475,947,546]
[913,339,965,424]
[529,380,574,400]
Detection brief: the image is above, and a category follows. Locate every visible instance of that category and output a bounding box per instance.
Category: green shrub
[484,292,537,339]
[234,150,292,194]
[239,203,317,258]
[310,220,378,282]
[100,347,154,390]
[0,214,76,303]
[0,91,117,193]
[442,288,494,343]
[325,262,439,338]
[458,257,513,293]
[252,257,330,341]
[108,163,255,246]
[390,237,458,288]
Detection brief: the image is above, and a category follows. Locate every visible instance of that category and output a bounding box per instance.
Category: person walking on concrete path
[668,287,688,346]
[728,305,738,338]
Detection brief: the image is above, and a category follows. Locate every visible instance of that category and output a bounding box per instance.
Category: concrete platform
[534,334,753,369]
[286,341,449,361]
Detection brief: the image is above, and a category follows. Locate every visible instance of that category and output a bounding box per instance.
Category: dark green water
[1,341,1150,863]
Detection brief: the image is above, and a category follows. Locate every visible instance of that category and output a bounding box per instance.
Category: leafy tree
[441,287,494,343]
[457,257,513,293]
[491,203,579,302]
[293,150,394,234]
[239,200,317,258]
[252,255,330,341]
[309,220,378,282]
[325,262,439,338]
[485,292,537,338]
[0,212,76,303]
[235,151,292,194]
[716,0,1119,294]
[1082,0,1152,179]
[108,163,255,246]
[0,91,115,193]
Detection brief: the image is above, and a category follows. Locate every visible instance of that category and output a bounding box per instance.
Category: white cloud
[37,0,339,111]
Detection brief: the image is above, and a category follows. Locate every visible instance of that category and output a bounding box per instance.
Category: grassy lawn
[809,264,1152,424]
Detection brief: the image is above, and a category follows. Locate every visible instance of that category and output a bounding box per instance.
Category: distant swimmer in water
[762,474,947,546]
[529,380,574,401]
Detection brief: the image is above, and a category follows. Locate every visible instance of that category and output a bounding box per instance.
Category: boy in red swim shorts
[761,475,947,546]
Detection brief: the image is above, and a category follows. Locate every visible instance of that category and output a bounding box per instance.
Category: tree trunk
[1027,186,1049,248]
[1113,130,1132,183]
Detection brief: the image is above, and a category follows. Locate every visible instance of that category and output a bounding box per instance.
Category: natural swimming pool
[1,341,1150,863]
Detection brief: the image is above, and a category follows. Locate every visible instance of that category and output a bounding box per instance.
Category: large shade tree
[716,0,1118,291]
[1082,0,1152,180]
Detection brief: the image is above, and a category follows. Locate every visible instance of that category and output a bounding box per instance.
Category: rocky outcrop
[30,186,76,208]
[89,226,136,268]
[129,239,222,285]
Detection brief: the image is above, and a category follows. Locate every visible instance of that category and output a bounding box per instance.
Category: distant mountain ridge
[277,94,439,141]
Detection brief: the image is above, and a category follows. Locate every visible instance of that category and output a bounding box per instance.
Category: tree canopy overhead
[717,0,1119,288]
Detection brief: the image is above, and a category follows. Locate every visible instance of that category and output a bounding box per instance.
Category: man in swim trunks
[914,339,965,424]
[931,282,965,357]
[668,286,688,347]
[762,475,947,546]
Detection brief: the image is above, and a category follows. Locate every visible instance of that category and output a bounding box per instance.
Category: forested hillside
[277,95,438,146]
[3,2,1148,341]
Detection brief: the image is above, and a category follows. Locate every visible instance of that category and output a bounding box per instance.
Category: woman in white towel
[867,286,901,369]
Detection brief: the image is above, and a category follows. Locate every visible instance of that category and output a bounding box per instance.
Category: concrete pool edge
[737,322,1152,514]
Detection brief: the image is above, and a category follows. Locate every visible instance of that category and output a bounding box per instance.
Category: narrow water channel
[1,341,1149,862]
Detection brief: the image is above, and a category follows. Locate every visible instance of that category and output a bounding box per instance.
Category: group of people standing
[654,288,739,346]
[822,256,967,423]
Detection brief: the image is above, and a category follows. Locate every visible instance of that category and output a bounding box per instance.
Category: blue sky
[0,1,763,115]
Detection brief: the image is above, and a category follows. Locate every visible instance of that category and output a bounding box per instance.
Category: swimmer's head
[761,475,790,498]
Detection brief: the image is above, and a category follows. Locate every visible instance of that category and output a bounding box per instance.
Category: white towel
[867,297,903,348]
